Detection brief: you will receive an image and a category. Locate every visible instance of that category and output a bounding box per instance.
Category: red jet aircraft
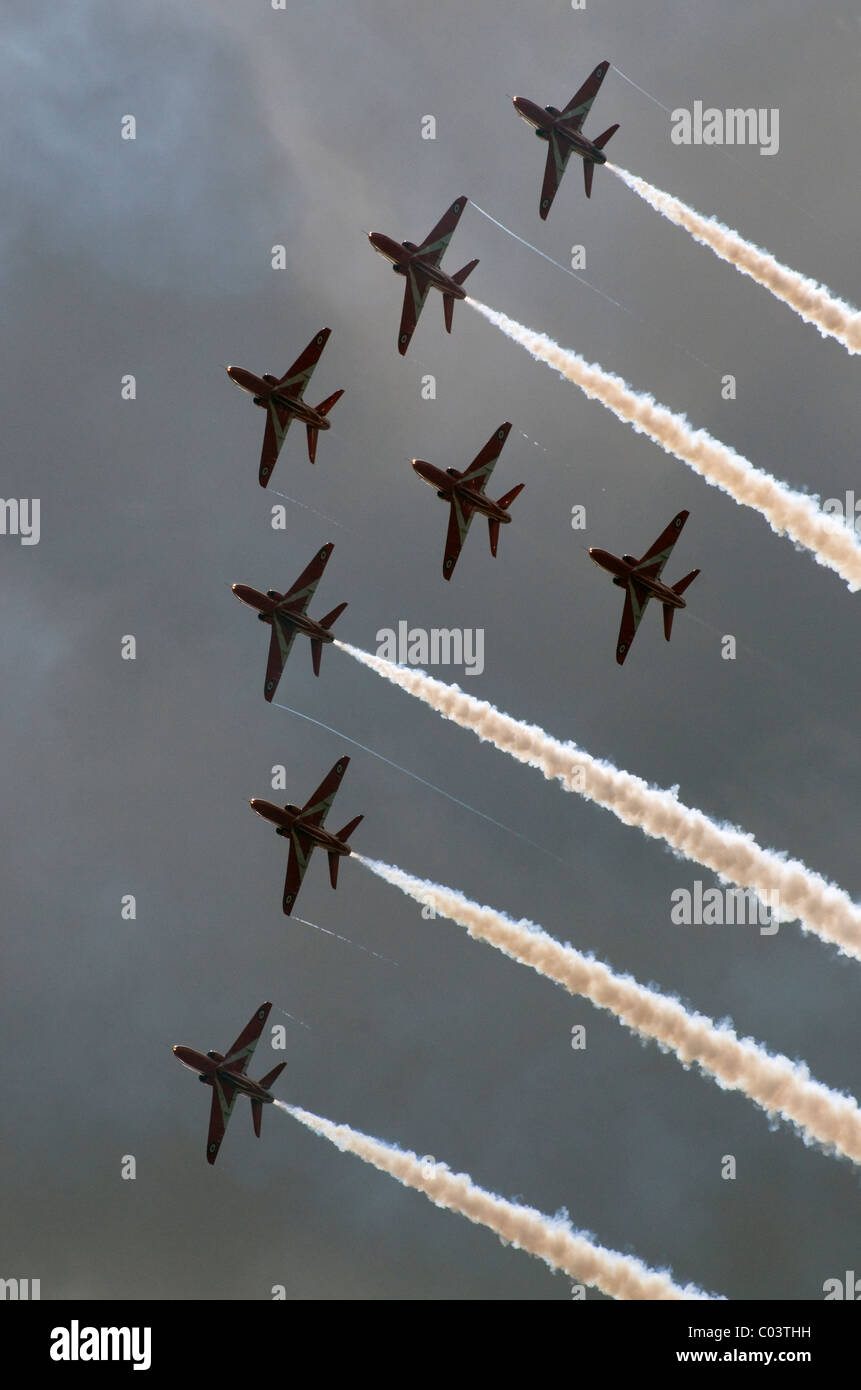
[232,542,346,701]
[173,1002,286,1165]
[512,61,619,216]
[412,421,524,580]
[589,509,699,665]
[226,327,343,486]
[250,755,363,915]
[367,196,479,355]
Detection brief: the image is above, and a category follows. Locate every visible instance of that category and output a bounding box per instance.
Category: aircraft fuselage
[172,1046,276,1102]
[225,366,332,430]
[231,585,335,641]
[248,800,354,854]
[412,461,512,522]
[588,549,687,606]
[367,233,468,298]
[512,97,608,164]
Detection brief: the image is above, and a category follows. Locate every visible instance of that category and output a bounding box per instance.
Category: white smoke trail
[358,855,861,1165]
[335,640,861,959]
[610,164,861,355]
[276,1101,714,1299]
[465,297,861,591]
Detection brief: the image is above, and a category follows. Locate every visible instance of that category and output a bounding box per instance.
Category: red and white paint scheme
[412,421,524,580]
[232,542,347,701]
[589,509,700,665]
[367,195,479,355]
[250,756,363,916]
[173,1002,286,1165]
[512,61,619,216]
[226,327,344,486]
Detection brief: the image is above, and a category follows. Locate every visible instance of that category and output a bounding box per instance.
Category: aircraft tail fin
[315,388,344,418]
[593,122,619,151]
[488,484,525,557]
[583,160,595,198]
[310,639,323,677]
[335,813,364,847]
[252,1061,287,1132]
[663,570,699,641]
[306,425,318,463]
[443,294,455,335]
[672,568,700,597]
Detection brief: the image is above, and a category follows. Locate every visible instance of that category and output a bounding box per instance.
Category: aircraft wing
[281,543,334,612]
[283,829,314,915]
[417,195,468,265]
[398,268,433,355]
[459,422,512,492]
[259,401,292,487]
[443,493,476,580]
[205,1075,240,1164]
[222,1002,272,1073]
[539,132,575,220]
[616,581,651,665]
[275,328,332,397]
[264,614,298,702]
[561,60,610,129]
[299,756,350,829]
[632,510,689,581]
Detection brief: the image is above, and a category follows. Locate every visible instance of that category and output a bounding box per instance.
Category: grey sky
[3,0,859,1300]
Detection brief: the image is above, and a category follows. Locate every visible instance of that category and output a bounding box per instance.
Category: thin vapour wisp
[610,164,861,355]
[465,297,861,591]
[276,1101,714,1299]
[358,855,861,1166]
[335,640,861,959]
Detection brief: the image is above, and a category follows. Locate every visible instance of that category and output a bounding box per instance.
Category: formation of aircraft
[189,63,706,1168]
[250,756,363,915]
[173,1003,286,1164]
[412,421,525,579]
[589,509,700,665]
[512,60,619,216]
[232,542,347,701]
[367,195,479,355]
[226,327,343,486]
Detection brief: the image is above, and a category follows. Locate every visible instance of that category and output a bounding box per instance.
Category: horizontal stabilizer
[320,601,348,630]
[336,813,364,845]
[316,388,344,417]
[593,122,619,151]
[496,482,525,511]
[259,1060,287,1091]
[443,293,455,335]
[328,851,340,889]
[451,258,479,287]
[306,425,318,463]
[672,568,700,596]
